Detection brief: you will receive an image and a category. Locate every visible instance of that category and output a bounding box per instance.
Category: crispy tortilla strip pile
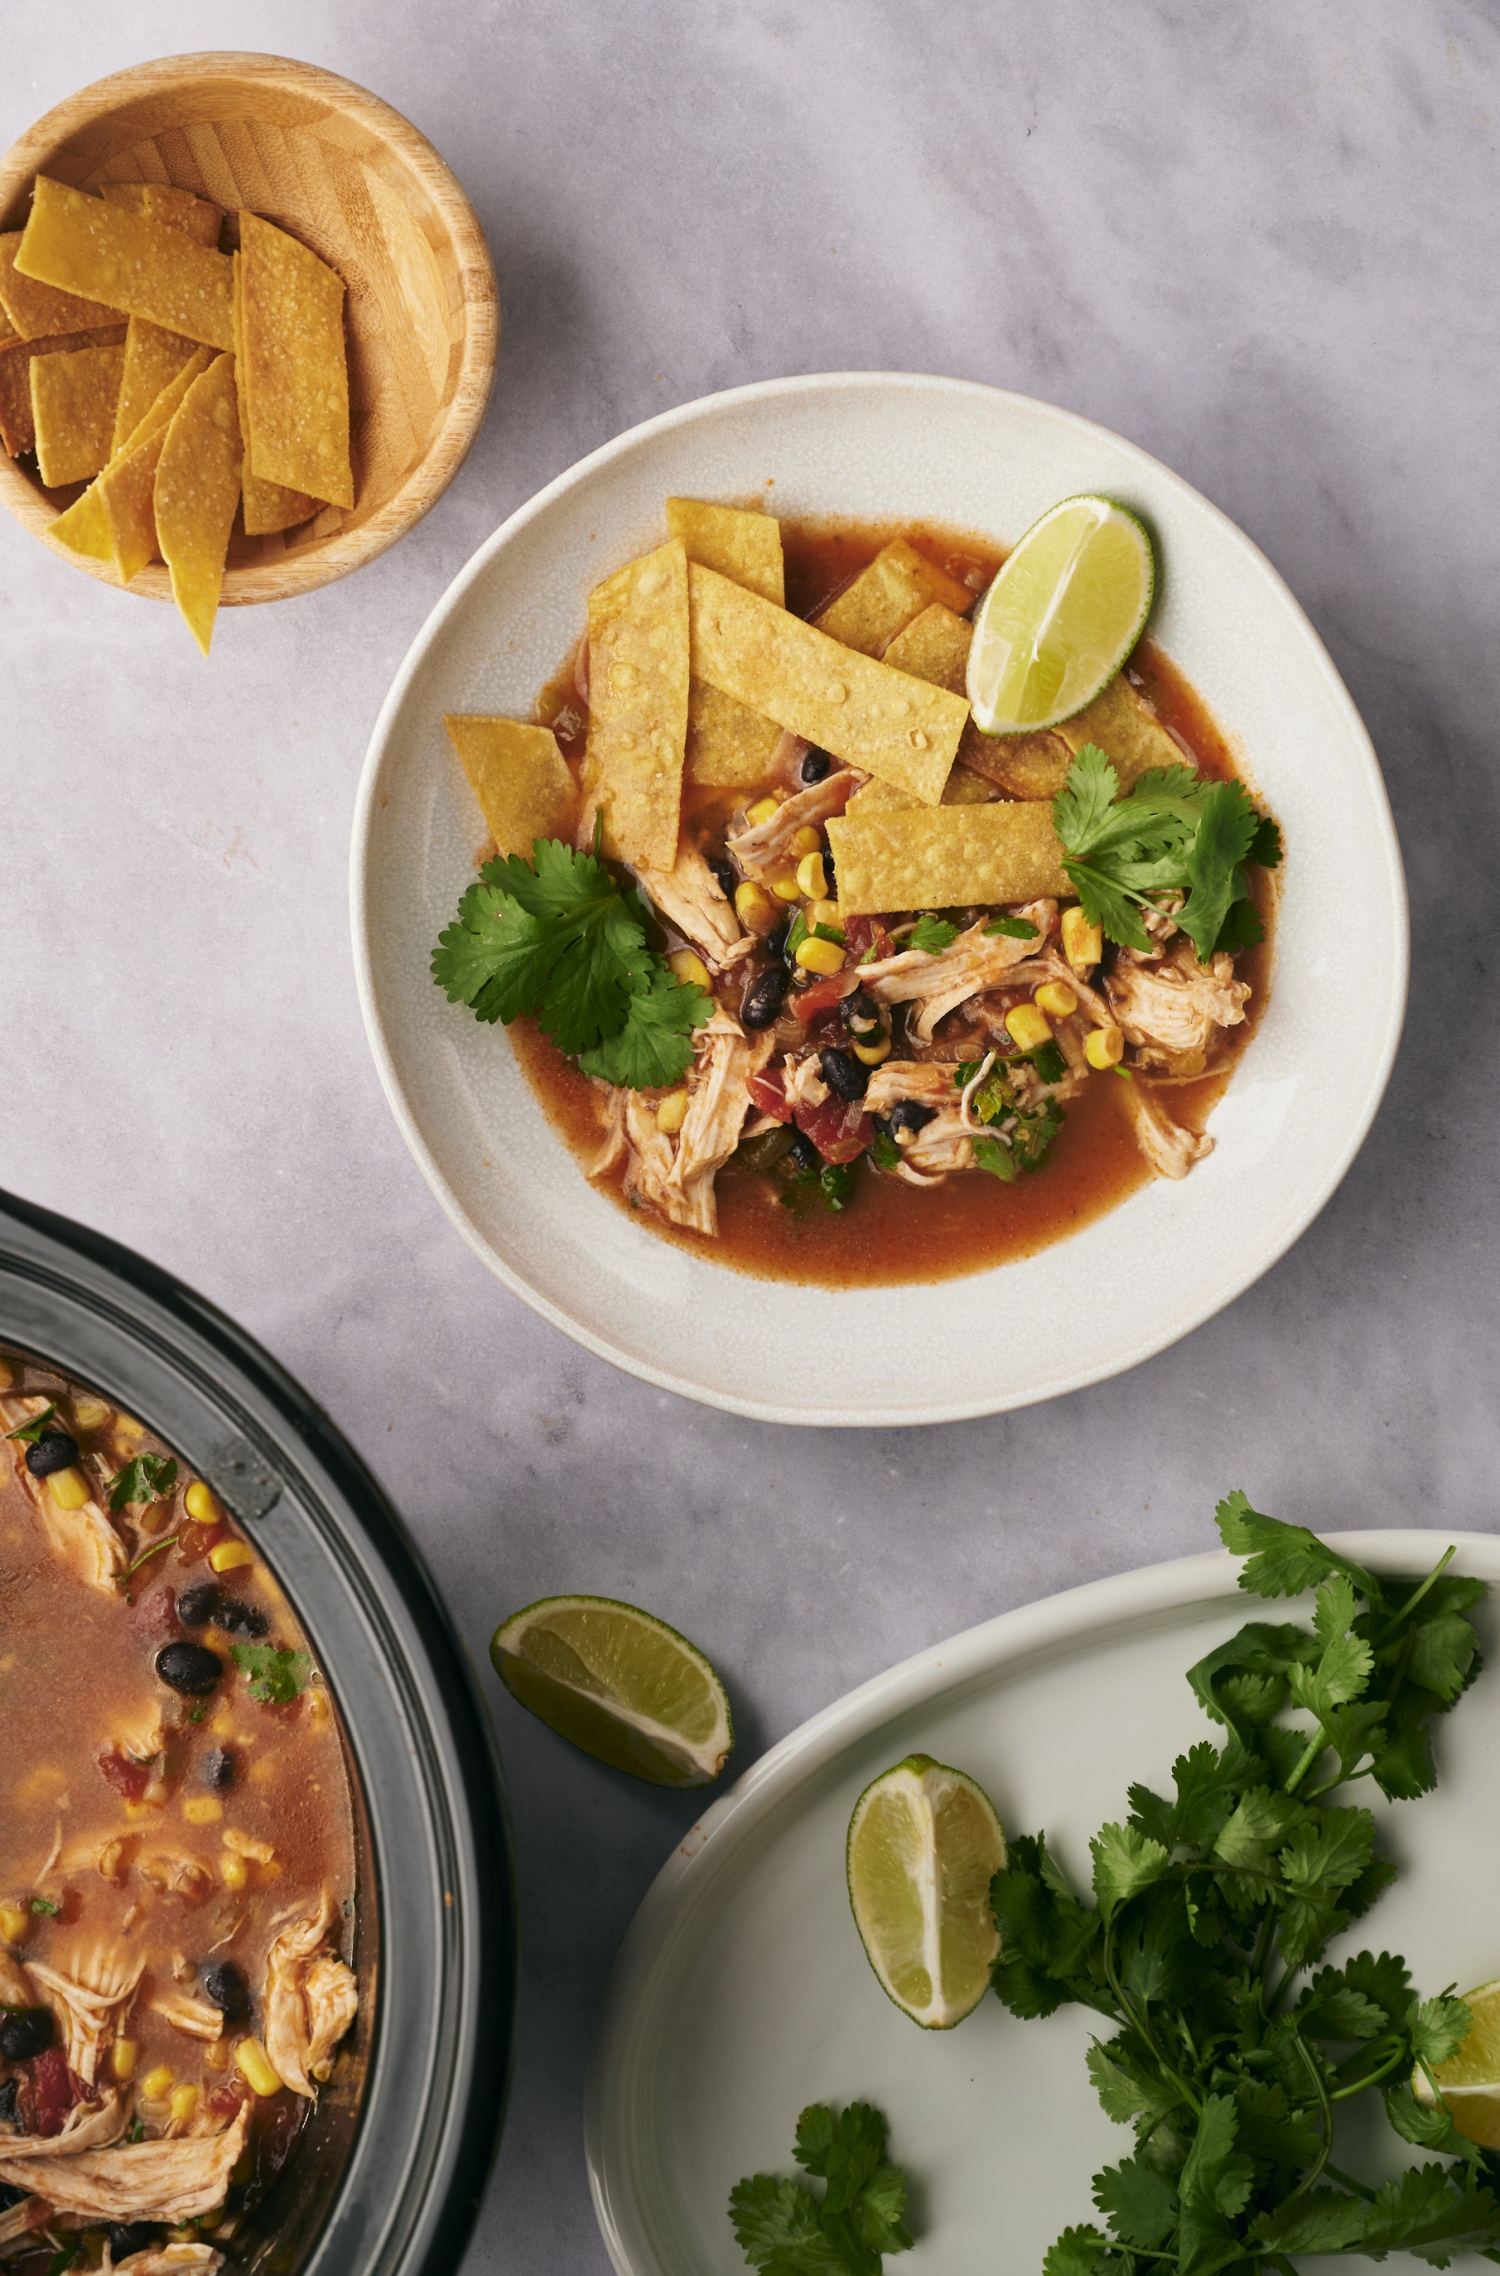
[53,347,214,579]
[584,538,692,870]
[445,717,578,857]
[16,177,234,348]
[962,669,1188,800]
[668,497,787,787]
[812,536,973,658]
[828,802,1070,916]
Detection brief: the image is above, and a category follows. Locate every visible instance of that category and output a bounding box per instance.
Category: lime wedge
[846,1753,1006,2028]
[490,1594,732,1788]
[1414,1978,1500,2149]
[967,494,1155,734]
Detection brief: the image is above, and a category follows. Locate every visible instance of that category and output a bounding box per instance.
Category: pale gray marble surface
[2,2,1497,2267]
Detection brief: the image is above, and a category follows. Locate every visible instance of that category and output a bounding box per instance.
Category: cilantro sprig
[432,836,712,1091]
[5,1402,57,1444]
[109,1452,178,1512]
[994,1495,1496,2273]
[1052,747,1281,963]
[730,2102,912,2275]
[231,1642,313,1705]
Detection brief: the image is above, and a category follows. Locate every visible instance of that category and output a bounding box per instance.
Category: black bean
[841,990,880,1033]
[786,1130,820,1175]
[766,918,791,965]
[177,1581,221,1628]
[741,967,789,1030]
[0,2009,53,2061]
[202,1747,235,1792]
[800,748,833,785]
[108,2227,162,2259]
[155,1641,223,1697]
[25,1431,79,1478]
[890,1100,937,1137]
[819,1047,869,1102]
[215,1599,269,1640]
[707,856,738,900]
[197,1959,247,2017]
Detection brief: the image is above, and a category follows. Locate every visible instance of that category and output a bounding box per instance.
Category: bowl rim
[349,369,1410,1427]
[0,1180,516,2272]
[0,49,499,605]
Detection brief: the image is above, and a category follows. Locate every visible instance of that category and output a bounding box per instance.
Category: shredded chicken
[0,1395,125,1590]
[857,904,1057,1041]
[264,1892,357,2100]
[149,1988,223,2042]
[0,2196,42,2247]
[633,844,752,972]
[1107,941,1250,1067]
[1121,1079,1214,1179]
[28,1949,145,2085]
[663,1012,775,1236]
[0,2088,129,2157]
[139,1854,214,1907]
[0,2099,249,2224]
[726,771,860,873]
[112,2247,225,2276]
[862,1061,961,1115]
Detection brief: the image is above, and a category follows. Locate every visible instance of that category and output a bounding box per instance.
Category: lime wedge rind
[845,1751,1006,2030]
[967,493,1156,736]
[491,1592,733,1789]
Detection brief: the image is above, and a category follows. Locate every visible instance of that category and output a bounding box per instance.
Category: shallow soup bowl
[351,373,1407,1427]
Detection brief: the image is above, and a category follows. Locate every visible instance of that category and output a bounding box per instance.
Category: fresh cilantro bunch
[730,2102,913,2275]
[993,1495,1496,2274]
[1052,748,1281,963]
[955,1049,1067,1180]
[431,836,712,1090]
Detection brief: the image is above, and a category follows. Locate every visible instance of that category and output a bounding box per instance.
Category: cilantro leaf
[970,1134,1018,1183]
[1051,752,1277,963]
[1052,747,1122,853]
[1090,1824,1171,1921]
[108,1453,179,1513]
[4,1401,56,1443]
[1363,2162,1500,2264]
[230,1642,312,1705]
[731,2104,911,2274]
[1213,1490,1380,1604]
[1093,2154,1177,2249]
[870,1129,902,1172]
[576,964,711,1088]
[909,914,958,954]
[1041,2226,1122,2276]
[1250,2187,1368,2255]
[1176,780,1259,959]
[984,914,1039,939]
[1410,1994,1472,2072]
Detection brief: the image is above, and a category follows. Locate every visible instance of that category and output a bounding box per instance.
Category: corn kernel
[795,937,847,976]
[665,948,712,992]
[208,1539,253,1574]
[654,1088,690,1137]
[183,1797,223,1825]
[170,2083,200,2127]
[70,1394,111,1430]
[1035,981,1078,1019]
[746,796,781,827]
[767,870,801,903]
[141,2064,174,2102]
[48,1466,91,1511]
[306,1688,330,1731]
[1085,1024,1125,1070]
[734,882,777,936]
[185,1480,221,1525]
[790,824,822,856]
[1006,1002,1053,1052]
[0,1900,30,1945]
[235,2039,284,2098]
[808,900,842,935]
[110,2038,137,2082]
[221,1854,249,1893]
[1061,906,1103,971]
[852,1035,892,1067]
[795,851,828,900]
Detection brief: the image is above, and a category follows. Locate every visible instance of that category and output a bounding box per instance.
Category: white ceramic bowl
[350,374,1406,1427]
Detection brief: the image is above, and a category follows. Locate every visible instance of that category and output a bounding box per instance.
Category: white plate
[585,1532,1499,2276]
[350,374,1407,1427]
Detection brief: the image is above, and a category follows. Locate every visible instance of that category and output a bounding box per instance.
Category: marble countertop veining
[2,3,1497,2268]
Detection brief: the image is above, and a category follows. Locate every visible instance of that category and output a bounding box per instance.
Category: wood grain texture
[0,52,498,604]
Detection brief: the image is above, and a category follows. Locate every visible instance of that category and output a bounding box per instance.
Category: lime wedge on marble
[967,494,1155,733]
[491,1594,732,1788]
[846,1753,1006,2027]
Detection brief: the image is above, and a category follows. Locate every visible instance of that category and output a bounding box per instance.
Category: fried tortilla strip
[828,802,1069,916]
[957,723,1073,800]
[583,538,690,871]
[111,318,200,456]
[0,301,13,344]
[665,497,784,605]
[0,321,126,457]
[154,352,242,655]
[101,182,223,248]
[961,672,1187,800]
[51,345,213,576]
[684,676,784,787]
[845,609,996,816]
[237,211,352,509]
[444,716,577,857]
[813,537,973,658]
[688,563,966,804]
[847,762,997,815]
[231,250,316,535]
[30,340,125,485]
[0,230,118,339]
[15,179,234,350]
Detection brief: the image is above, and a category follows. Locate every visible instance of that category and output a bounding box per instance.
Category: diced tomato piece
[30,2047,77,2137]
[841,915,894,966]
[794,1094,874,1166]
[792,972,855,1024]
[177,1521,220,1565]
[97,1749,151,1803]
[746,1070,792,1124]
[128,1584,178,1637]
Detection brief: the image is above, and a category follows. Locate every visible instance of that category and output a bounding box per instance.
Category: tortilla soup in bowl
[352,374,1406,1426]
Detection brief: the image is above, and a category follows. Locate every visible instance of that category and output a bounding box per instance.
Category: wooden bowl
[0,52,498,604]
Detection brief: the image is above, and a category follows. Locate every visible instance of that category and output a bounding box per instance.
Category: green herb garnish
[985,914,1040,940]
[231,1642,313,1705]
[118,1533,179,1582]
[811,923,846,947]
[871,1129,902,1172]
[432,837,712,1091]
[4,1401,56,1444]
[996,1495,1497,2273]
[29,1895,59,1916]
[109,1453,179,1512]
[954,1058,1066,1177]
[1052,747,1281,963]
[730,2101,912,2274]
[779,1158,858,1215]
[909,914,958,954]
[784,910,810,961]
